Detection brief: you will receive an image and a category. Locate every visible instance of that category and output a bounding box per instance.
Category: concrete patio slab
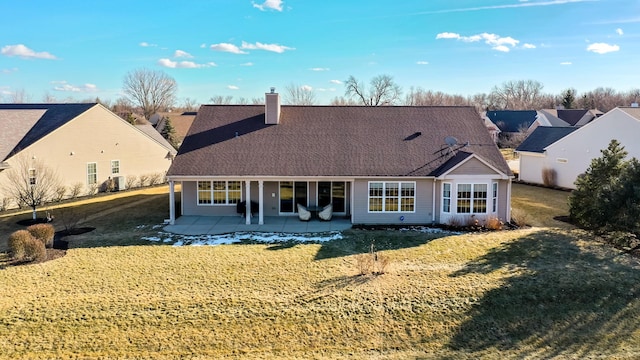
[164,216,352,235]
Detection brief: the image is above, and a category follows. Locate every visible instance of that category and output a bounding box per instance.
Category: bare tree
[209,95,233,104]
[236,97,249,105]
[5,154,61,220]
[283,83,317,105]
[490,80,545,110]
[344,74,402,106]
[330,96,357,105]
[251,97,264,105]
[10,88,32,103]
[179,97,199,112]
[123,68,177,120]
[404,87,470,106]
[42,92,57,103]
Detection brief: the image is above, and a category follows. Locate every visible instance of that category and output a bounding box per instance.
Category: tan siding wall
[0,105,173,202]
[449,157,499,175]
[351,179,434,225]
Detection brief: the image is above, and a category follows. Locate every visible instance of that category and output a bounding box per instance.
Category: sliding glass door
[280,181,308,213]
[318,181,345,213]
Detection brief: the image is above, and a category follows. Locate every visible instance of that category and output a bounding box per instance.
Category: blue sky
[1,0,638,105]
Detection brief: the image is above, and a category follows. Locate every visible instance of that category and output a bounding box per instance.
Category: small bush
[542,167,557,187]
[148,173,163,186]
[86,183,98,196]
[27,223,55,248]
[23,237,46,262]
[138,174,150,187]
[8,230,34,260]
[0,197,10,211]
[53,185,67,202]
[511,208,530,227]
[69,183,84,199]
[126,175,138,189]
[373,255,390,275]
[354,241,391,276]
[485,216,504,230]
[355,253,374,276]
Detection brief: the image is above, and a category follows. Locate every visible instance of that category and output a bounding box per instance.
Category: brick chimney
[265,87,280,124]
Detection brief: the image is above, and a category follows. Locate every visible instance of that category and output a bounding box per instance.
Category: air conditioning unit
[115,176,126,191]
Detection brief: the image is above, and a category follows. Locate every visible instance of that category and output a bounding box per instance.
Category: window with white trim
[198,181,241,205]
[87,163,97,185]
[444,182,490,214]
[28,168,36,186]
[492,182,498,213]
[368,182,415,212]
[111,160,120,175]
[442,183,451,213]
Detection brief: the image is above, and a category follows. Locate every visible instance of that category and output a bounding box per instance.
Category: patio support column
[169,180,175,225]
[350,180,355,223]
[258,180,264,225]
[245,180,251,225]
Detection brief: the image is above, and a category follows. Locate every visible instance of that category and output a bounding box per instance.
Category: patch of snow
[141,236,161,242]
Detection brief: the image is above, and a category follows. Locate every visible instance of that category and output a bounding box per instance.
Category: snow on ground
[140,225,461,247]
[141,231,344,247]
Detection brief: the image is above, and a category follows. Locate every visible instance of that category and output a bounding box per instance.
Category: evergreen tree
[569,140,627,229]
[160,116,178,149]
[561,88,576,109]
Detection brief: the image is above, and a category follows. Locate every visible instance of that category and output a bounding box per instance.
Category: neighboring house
[515,107,640,189]
[150,111,197,147]
[166,91,513,226]
[483,116,501,143]
[538,108,602,127]
[0,103,177,207]
[484,110,539,137]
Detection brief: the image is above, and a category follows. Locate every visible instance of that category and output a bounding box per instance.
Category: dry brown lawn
[1,184,639,359]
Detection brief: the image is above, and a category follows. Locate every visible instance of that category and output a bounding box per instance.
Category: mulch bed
[3,226,95,267]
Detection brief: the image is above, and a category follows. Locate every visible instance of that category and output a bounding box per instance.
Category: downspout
[506,177,513,222]
[432,180,436,224]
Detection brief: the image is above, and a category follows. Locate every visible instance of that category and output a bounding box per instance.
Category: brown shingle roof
[167,105,511,178]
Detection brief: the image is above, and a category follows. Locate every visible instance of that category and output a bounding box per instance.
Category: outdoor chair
[318,203,333,221]
[297,204,311,221]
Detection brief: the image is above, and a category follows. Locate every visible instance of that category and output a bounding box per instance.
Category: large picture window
[198,181,241,205]
[368,182,415,212]
[444,182,489,214]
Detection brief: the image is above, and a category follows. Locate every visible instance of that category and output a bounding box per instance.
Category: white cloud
[227,85,239,90]
[586,42,620,54]
[522,43,536,49]
[252,0,283,11]
[310,67,329,71]
[616,28,624,35]
[139,42,157,47]
[423,0,596,14]
[301,85,313,92]
[241,41,294,53]
[210,43,247,54]
[158,59,216,68]
[1,44,56,59]
[52,81,98,93]
[200,43,207,48]
[436,32,520,52]
[174,50,193,58]
[416,61,429,65]
[329,79,342,84]
[560,61,572,65]
[240,62,254,66]
[2,67,18,74]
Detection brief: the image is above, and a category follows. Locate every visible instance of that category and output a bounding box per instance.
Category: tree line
[4,69,639,117]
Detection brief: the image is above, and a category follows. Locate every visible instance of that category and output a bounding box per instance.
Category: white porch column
[169,180,176,225]
[350,180,355,223]
[245,180,251,225]
[258,180,264,225]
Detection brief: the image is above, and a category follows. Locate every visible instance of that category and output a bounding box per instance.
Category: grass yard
[1,184,639,359]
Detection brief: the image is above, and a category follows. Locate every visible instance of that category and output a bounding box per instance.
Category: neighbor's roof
[619,107,640,120]
[135,124,177,154]
[168,105,511,178]
[0,103,96,161]
[515,126,578,153]
[485,110,538,132]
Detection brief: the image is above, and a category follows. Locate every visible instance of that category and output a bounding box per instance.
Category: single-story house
[166,91,513,226]
[149,111,197,147]
[515,107,640,189]
[0,103,177,207]
[538,108,602,127]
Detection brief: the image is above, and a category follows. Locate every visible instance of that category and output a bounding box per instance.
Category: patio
[164,215,352,235]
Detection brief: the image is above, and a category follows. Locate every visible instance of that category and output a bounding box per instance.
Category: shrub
[23,237,46,262]
[68,182,84,199]
[511,208,530,227]
[542,167,557,187]
[53,185,67,202]
[354,241,391,276]
[148,173,163,186]
[354,253,374,276]
[86,183,98,196]
[373,255,390,275]
[485,216,504,230]
[126,175,138,189]
[0,197,10,211]
[138,174,150,187]
[8,230,34,260]
[27,223,55,248]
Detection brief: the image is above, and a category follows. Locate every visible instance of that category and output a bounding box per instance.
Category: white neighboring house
[515,107,640,189]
